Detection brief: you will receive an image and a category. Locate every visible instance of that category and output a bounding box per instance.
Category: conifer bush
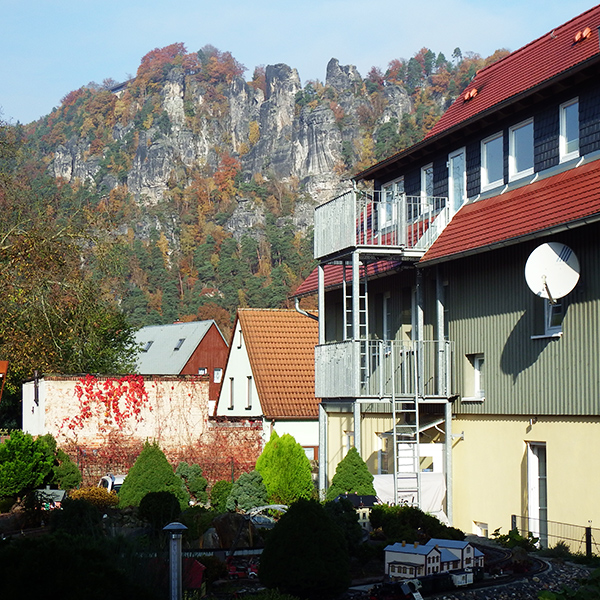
[118,441,189,509]
[210,479,233,512]
[138,491,181,528]
[70,486,119,509]
[325,447,376,500]
[226,470,268,512]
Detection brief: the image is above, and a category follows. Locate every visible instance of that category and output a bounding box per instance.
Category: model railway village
[2,5,600,600]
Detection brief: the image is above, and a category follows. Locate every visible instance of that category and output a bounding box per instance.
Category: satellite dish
[525,242,580,302]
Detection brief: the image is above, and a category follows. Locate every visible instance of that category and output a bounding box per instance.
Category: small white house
[385,539,484,580]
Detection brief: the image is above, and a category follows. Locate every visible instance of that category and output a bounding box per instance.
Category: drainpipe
[294,297,318,321]
[319,404,328,500]
[436,267,453,525]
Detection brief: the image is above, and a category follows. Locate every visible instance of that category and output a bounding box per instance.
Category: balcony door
[448,148,466,216]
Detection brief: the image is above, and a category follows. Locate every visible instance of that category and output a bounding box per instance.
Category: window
[527,442,548,547]
[421,164,433,198]
[509,119,534,181]
[380,177,404,230]
[481,132,504,191]
[448,148,466,215]
[142,341,153,352]
[198,367,208,375]
[174,338,185,351]
[560,98,579,161]
[545,299,564,336]
[214,367,223,384]
[246,376,253,409]
[228,377,234,409]
[344,431,354,456]
[464,353,485,401]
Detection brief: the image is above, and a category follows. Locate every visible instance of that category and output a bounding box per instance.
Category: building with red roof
[305,5,600,544]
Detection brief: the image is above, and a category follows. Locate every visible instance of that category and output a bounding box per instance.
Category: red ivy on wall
[62,374,150,433]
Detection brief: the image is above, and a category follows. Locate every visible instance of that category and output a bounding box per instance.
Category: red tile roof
[237,309,319,419]
[426,6,600,140]
[420,158,600,264]
[293,260,401,298]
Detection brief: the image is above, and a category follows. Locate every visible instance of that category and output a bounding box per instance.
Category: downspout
[294,297,318,321]
[436,266,453,525]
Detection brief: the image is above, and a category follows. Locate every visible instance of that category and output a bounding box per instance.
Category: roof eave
[419,213,600,267]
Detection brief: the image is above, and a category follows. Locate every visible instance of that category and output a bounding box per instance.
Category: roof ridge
[470,5,599,81]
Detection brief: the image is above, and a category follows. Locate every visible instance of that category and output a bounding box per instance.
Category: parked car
[98,474,126,494]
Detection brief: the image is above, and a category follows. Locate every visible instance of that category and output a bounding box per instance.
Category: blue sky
[1,0,598,124]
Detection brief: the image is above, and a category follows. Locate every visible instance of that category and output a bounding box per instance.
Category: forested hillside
[0,42,509,417]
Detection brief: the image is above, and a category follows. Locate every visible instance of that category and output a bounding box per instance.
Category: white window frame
[527,442,548,547]
[214,367,223,384]
[473,354,484,399]
[380,177,404,221]
[246,375,253,410]
[448,147,467,215]
[228,377,234,409]
[560,98,579,162]
[509,118,534,181]
[481,132,504,191]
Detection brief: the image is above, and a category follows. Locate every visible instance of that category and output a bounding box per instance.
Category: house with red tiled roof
[299,5,600,547]
[214,309,320,459]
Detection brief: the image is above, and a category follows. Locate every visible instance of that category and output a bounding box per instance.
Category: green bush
[259,498,350,599]
[210,480,232,512]
[179,505,217,542]
[70,486,119,509]
[226,470,268,512]
[176,462,208,504]
[491,527,538,551]
[370,504,465,544]
[118,442,189,509]
[50,497,103,537]
[139,491,181,529]
[325,447,376,500]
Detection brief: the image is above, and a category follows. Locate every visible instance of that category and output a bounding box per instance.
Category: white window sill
[462,396,485,403]
[530,332,562,340]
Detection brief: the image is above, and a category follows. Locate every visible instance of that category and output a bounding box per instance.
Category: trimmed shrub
[118,442,189,510]
[175,462,208,504]
[226,470,268,512]
[50,497,103,536]
[139,491,181,529]
[70,486,119,510]
[210,480,232,512]
[326,447,376,500]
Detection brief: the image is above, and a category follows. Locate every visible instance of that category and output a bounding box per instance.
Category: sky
[1,0,599,125]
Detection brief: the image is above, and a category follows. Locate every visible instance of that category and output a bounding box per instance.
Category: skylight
[174,338,185,351]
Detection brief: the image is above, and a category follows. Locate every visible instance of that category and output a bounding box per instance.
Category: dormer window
[560,98,579,162]
[481,132,504,191]
[509,118,534,181]
[174,338,185,351]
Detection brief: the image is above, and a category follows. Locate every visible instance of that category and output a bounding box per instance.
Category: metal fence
[512,514,600,556]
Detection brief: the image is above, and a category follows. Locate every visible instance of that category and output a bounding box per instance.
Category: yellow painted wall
[452,415,600,537]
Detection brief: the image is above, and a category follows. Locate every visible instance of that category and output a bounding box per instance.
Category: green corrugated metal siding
[444,226,600,416]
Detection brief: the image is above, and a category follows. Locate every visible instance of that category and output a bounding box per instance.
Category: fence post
[586,526,592,557]
[511,514,517,531]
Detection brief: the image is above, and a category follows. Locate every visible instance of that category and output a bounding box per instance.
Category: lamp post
[163,521,188,600]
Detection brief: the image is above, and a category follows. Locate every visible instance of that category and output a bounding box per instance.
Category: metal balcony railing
[315,339,454,400]
[314,189,449,260]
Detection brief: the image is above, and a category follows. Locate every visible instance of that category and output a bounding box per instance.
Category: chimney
[414,542,418,549]
[402,541,406,547]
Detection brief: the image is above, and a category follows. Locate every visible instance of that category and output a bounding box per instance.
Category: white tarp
[373,472,448,524]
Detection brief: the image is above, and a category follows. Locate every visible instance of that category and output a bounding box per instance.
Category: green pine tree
[118,441,189,509]
[225,470,268,512]
[326,447,377,501]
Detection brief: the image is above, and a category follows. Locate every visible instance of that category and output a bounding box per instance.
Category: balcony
[315,339,454,400]
[314,189,449,261]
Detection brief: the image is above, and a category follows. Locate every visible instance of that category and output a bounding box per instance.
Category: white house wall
[216,320,263,418]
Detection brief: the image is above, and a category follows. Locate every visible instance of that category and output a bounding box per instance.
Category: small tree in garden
[326,447,376,500]
[259,498,351,599]
[38,434,82,490]
[175,461,208,504]
[118,441,189,510]
[210,479,233,512]
[226,470,268,512]
[255,432,314,504]
[0,430,54,499]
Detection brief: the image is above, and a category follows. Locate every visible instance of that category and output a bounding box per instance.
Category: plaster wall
[452,415,600,537]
